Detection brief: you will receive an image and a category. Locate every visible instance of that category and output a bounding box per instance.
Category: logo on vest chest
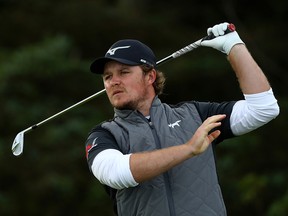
[168,120,181,128]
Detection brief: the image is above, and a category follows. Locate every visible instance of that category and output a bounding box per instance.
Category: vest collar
[114,96,161,119]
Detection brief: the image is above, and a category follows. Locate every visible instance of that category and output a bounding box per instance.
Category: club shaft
[156,39,202,66]
[34,89,106,129]
[12,23,236,156]
[32,39,202,130]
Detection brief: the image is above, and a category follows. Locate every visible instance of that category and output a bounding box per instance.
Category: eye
[120,69,132,77]
[120,70,130,74]
[103,74,112,81]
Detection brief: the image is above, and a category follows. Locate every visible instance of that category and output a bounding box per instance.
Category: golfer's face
[103,61,149,110]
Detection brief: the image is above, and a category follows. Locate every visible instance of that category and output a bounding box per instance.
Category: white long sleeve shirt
[91,88,279,189]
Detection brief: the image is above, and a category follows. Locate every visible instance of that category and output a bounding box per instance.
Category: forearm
[130,115,224,183]
[92,115,223,188]
[130,144,192,183]
[201,22,271,94]
[228,44,271,94]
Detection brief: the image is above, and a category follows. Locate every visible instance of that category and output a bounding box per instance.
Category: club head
[12,131,24,156]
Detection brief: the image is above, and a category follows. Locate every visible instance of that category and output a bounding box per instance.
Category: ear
[147,69,156,84]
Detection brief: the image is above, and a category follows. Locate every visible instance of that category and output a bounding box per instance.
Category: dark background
[1,0,287,215]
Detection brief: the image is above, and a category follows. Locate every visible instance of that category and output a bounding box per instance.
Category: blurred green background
[1,0,287,215]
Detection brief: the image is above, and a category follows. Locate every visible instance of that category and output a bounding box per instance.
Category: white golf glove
[200,22,244,55]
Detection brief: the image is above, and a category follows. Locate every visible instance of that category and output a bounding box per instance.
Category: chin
[113,100,135,110]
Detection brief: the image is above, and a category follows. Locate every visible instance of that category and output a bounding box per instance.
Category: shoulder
[87,120,118,147]
[186,100,237,120]
[86,121,120,162]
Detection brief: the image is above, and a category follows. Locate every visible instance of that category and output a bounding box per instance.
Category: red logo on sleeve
[85,137,99,159]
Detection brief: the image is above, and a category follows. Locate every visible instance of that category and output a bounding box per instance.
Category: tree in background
[0,0,287,215]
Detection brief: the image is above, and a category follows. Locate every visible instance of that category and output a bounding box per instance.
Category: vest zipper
[148,118,176,216]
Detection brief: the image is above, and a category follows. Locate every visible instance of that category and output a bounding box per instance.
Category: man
[85,22,279,215]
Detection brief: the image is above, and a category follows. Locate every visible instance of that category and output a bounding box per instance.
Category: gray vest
[102,97,227,216]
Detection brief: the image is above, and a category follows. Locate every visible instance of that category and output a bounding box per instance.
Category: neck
[137,95,156,116]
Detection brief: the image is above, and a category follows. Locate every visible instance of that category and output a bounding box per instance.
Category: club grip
[202,23,236,41]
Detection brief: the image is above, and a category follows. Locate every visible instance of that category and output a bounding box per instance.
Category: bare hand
[187,114,226,156]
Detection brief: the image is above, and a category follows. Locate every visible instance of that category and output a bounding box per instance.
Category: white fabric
[91,149,138,190]
[92,88,279,189]
[200,22,244,54]
[230,88,280,135]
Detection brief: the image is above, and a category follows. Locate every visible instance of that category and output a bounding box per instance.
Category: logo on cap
[106,46,130,55]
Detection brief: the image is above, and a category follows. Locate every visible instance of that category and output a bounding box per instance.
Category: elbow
[91,151,138,190]
[92,162,127,190]
[266,102,280,120]
[274,103,280,118]
[99,173,128,190]
[254,102,280,124]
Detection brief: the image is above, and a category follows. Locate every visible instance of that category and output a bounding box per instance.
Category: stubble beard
[113,95,146,111]
[112,88,148,111]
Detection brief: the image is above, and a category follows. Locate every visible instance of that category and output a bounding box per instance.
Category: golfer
[85,22,279,215]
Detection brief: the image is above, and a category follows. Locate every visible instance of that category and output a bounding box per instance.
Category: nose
[109,74,121,86]
[112,74,120,83]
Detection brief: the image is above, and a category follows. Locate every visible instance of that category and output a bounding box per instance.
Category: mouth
[112,89,124,96]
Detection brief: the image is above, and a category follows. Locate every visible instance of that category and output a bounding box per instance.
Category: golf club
[11,23,235,156]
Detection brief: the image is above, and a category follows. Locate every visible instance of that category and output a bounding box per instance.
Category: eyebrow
[103,65,131,74]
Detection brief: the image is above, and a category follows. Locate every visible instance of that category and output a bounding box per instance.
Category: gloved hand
[200,22,244,55]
